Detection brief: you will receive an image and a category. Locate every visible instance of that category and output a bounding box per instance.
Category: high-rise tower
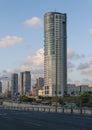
[44,12,67,97]
[0,81,2,95]
[20,71,31,95]
[11,73,18,96]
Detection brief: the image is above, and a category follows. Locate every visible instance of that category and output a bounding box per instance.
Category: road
[0,108,92,130]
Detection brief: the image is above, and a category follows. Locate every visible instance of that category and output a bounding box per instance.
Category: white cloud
[24,17,43,27]
[67,61,75,73]
[88,29,92,34]
[0,69,12,81]
[1,48,89,85]
[81,66,92,76]
[77,63,91,70]
[67,48,85,60]
[16,48,44,84]
[67,48,75,59]
[0,36,23,47]
[82,79,92,85]
[77,58,92,77]
[24,48,44,68]
[67,48,85,74]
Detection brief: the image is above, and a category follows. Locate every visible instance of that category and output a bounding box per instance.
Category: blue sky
[0,0,92,85]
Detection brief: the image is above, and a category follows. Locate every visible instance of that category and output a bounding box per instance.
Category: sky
[0,0,92,86]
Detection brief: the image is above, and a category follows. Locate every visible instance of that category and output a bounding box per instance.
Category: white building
[67,84,92,96]
[80,85,88,94]
[67,84,80,96]
[88,87,92,92]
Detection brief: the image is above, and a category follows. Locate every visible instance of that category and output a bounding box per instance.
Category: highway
[0,108,92,130]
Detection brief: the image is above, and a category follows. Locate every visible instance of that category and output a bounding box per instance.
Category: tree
[19,96,35,102]
[81,92,90,104]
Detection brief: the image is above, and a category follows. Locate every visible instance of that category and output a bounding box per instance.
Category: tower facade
[36,77,44,89]
[0,81,2,95]
[44,12,67,97]
[20,72,24,95]
[11,73,18,96]
[20,71,31,95]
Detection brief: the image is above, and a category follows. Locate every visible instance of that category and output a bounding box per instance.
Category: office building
[44,12,67,97]
[20,71,31,95]
[0,81,2,95]
[20,72,24,95]
[11,73,18,96]
[4,81,10,93]
[36,77,44,89]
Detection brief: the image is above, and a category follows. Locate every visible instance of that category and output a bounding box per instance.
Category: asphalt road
[0,108,92,130]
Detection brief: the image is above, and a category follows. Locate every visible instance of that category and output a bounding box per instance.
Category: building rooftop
[44,12,66,16]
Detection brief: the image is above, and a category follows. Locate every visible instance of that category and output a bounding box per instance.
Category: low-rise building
[38,89,43,96]
[67,84,80,96]
[67,84,92,96]
[79,85,88,94]
[32,87,38,96]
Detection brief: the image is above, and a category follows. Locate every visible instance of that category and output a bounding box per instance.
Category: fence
[0,101,92,115]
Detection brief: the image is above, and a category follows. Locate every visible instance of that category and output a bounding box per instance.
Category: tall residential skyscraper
[44,12,67,97]
[11,73,18,96]
[20,71,31,95]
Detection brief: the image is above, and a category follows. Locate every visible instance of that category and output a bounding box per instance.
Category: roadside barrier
[1,102,92,115]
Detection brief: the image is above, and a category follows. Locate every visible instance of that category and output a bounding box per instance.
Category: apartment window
[56,15,58,19]
[59,91,61,94]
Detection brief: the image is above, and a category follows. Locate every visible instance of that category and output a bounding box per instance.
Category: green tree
[81,92,90,103]
[19,96,35,102]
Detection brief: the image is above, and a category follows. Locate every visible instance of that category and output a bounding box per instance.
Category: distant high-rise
[11,73,18,96]
[20,71,31,95]
[44,12,67,97]
[20,72,24,95]
[0,81,2,95]
[36,77,44,89]
[4,81,10,93]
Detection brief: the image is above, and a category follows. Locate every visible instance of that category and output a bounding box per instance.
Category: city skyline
[0,0,92,85]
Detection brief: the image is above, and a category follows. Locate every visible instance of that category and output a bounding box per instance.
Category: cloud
[67,48,75,59]
[0,48,44,85]
[24,48,44,68]
[88,29,92,34]
[1,47,88,85]
[77,63,91,70]
[81,67,92,76]
[77,58,92,77]
[67,61,75,73]
[24,17,43,27]
[73,79,92,86]
[0,36,23,47]
[0,69,12,81]
[82,79,92,84]
[67,48,85,73]
[67,48,85,60]
[14,48,44,84]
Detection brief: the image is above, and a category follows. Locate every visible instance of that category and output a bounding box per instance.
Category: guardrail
[0,102,92,115]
